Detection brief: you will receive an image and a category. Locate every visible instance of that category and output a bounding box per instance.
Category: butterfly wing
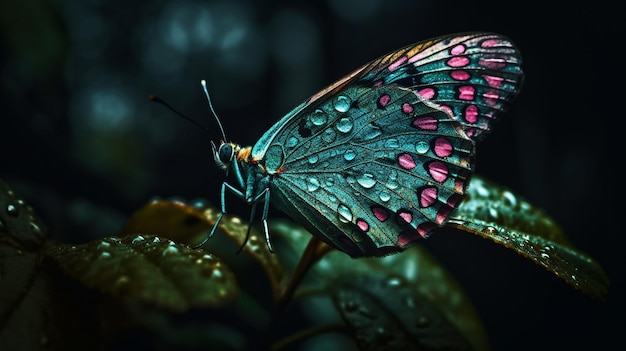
[252,32,523,257]
[354,32,523,140]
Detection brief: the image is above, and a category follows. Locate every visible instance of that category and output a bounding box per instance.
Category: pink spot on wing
[378,94,391,107]
[427,161,449,183]
[483,75,503,88]
[388,55,407,71]
[447,56,470,67]
[397,230,420,247]
[398,153,416,170]
[466,129,476,138]
[418,88,435,100]
[458,85,475,101]
[433,137,453,157]
[417,222,437,237]
[481,39,500,47]
[374,80,383,87]
[356,219,369,232]
[419,186,438,208]
[464,104,478,123]
[402,103,413,114]
[478,57,506,69]
[398,210,413,224]
[483,89,500,105]
[451,70,470,81]
[436,206,452,224]
[413,116,438,130]
[372,206,389,222]
[450,44,466,55]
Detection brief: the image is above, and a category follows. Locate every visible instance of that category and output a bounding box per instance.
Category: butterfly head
[211,140,235,171]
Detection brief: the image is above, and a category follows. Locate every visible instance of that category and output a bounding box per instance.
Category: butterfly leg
[237,202,257,253]
[194,181,244,248]
[259,188,272,252]
[237,187,273,253]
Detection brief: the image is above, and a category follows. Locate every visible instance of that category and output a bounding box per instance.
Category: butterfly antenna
[201,80,228,142]
[149,95,210,133]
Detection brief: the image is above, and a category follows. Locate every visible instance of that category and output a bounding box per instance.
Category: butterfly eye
[218,143,234,163]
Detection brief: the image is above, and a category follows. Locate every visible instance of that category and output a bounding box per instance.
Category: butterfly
[203,32,523,258]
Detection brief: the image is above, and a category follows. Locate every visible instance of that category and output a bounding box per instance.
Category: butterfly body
[208,32,523,257]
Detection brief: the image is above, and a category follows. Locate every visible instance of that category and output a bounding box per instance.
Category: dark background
[1,0,622,350]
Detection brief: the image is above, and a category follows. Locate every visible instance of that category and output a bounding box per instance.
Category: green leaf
[45,235,239,312]
[332,275,474,351]
[450,175,610,299]
[272,221,489,351]
[0,178,97,350]
[121,199,286,301]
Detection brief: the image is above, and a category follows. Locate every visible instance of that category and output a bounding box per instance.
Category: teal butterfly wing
[250,32,523,257]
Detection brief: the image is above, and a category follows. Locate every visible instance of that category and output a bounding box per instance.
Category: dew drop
[385,180,399,190]
[322,128,337,143]
[307,177,321,192]
[212,268,223,280]
[162,244,179,256]
[334,95,351,112]
[99,251,112,258]
[311,109,328,126]
[325,177,335,187]
[6,203,18,217]
[337,203,353,223]
[488,207,499,220]
[384,138,400,148]
[131,235,145,244]
[475,181,489,197]
[152,237,161,243]
[29,222,43,237]
[357,173,376,189]
[191,198,209,208]
[379,192,391,202]
[344,149,357,161]
[308,154,319,164]
[363,124,382,140]
[387,277,402,287]
[484,226,498,235]
[328,195,338,203]
[415,141,430,154]
[286,136,298,147]
[503,190,517,207]
[97,241,111,250]
[336,117,353,133]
